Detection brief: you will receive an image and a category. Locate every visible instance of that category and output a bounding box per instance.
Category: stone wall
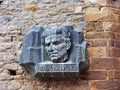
[0,0,120,90]
[86,0,120,90]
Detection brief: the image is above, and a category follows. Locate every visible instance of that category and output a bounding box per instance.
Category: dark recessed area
[0,0,3,4]
[8,69,16,76]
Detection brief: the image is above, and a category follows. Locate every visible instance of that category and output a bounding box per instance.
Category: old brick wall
[86,0,120,90]
[0,0,120,90]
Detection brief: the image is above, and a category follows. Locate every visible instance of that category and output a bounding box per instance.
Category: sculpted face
[44,34,70,63]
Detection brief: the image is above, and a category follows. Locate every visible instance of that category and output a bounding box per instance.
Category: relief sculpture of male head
[19,25,88,78]
[41,27,71,63]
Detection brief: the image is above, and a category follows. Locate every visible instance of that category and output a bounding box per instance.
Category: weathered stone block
[90,58,114,70]
[115,33,120,40]
[0,52,15,63]
[80,71,106,80]
[102,22,120,32]
[0,73,13,80]
[85,32,115,39]
[8,81,21,90]
[87,39,108,47]
[107,47,120,57]
[86,7,120,22]
[4,63,21,71]
[116,79,120,89]
[107,70,116,79]
[86,22,103,32]
[87,47,107,58]
[114,58,120,70]
[90,80,117,90]
[86,0,120,8]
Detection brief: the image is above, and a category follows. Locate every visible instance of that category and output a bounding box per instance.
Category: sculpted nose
[48,43,54,52]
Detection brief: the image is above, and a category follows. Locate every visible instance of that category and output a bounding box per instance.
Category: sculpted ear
[66,40,71,50]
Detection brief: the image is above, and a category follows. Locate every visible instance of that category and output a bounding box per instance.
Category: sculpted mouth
[48,53,58,58]
[49,53,57,56]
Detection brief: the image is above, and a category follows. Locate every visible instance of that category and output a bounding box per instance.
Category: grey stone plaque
[19,25,88,78]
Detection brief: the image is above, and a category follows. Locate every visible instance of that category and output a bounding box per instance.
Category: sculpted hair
[41,27,71,45]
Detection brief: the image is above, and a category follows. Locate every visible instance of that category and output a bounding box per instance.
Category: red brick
[108,40,120,48]
[88,47,106,58]
[114,58,120,70]
[103,23,120,32]
[90,58,114,70]
[90,80,117,90]
[115,71,120,79]
[80,71,106,80]
[107,39,120,48]
[115,33,120,40]
[51,81,89,90]
[110,24,120,33]
[85,22,103,32]
[85,32,115,39]
[108,71,120,79]
[114,40,120,48]
[108,40,115,47]
[86,7,120,22]
[116,79,120,90]
[107,47,120,57]
[87,39,108,47]
[107,71,116,79]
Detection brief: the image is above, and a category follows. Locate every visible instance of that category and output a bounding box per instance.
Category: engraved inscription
[36,64,78,72]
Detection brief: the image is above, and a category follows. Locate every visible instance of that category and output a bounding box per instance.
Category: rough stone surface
[86,0,120,8]
[0,73,13,80]
[0,52,16,63]
[85,0,120,90]
[90,58,114,70]
[8,81,21,90]
[86,7,120,22]
[90,80,117,90]
[87,47,107,58]
[4,63,21,71]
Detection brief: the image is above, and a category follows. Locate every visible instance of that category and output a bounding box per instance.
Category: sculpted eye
[53,41,60,45]
[45,43,50,46]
